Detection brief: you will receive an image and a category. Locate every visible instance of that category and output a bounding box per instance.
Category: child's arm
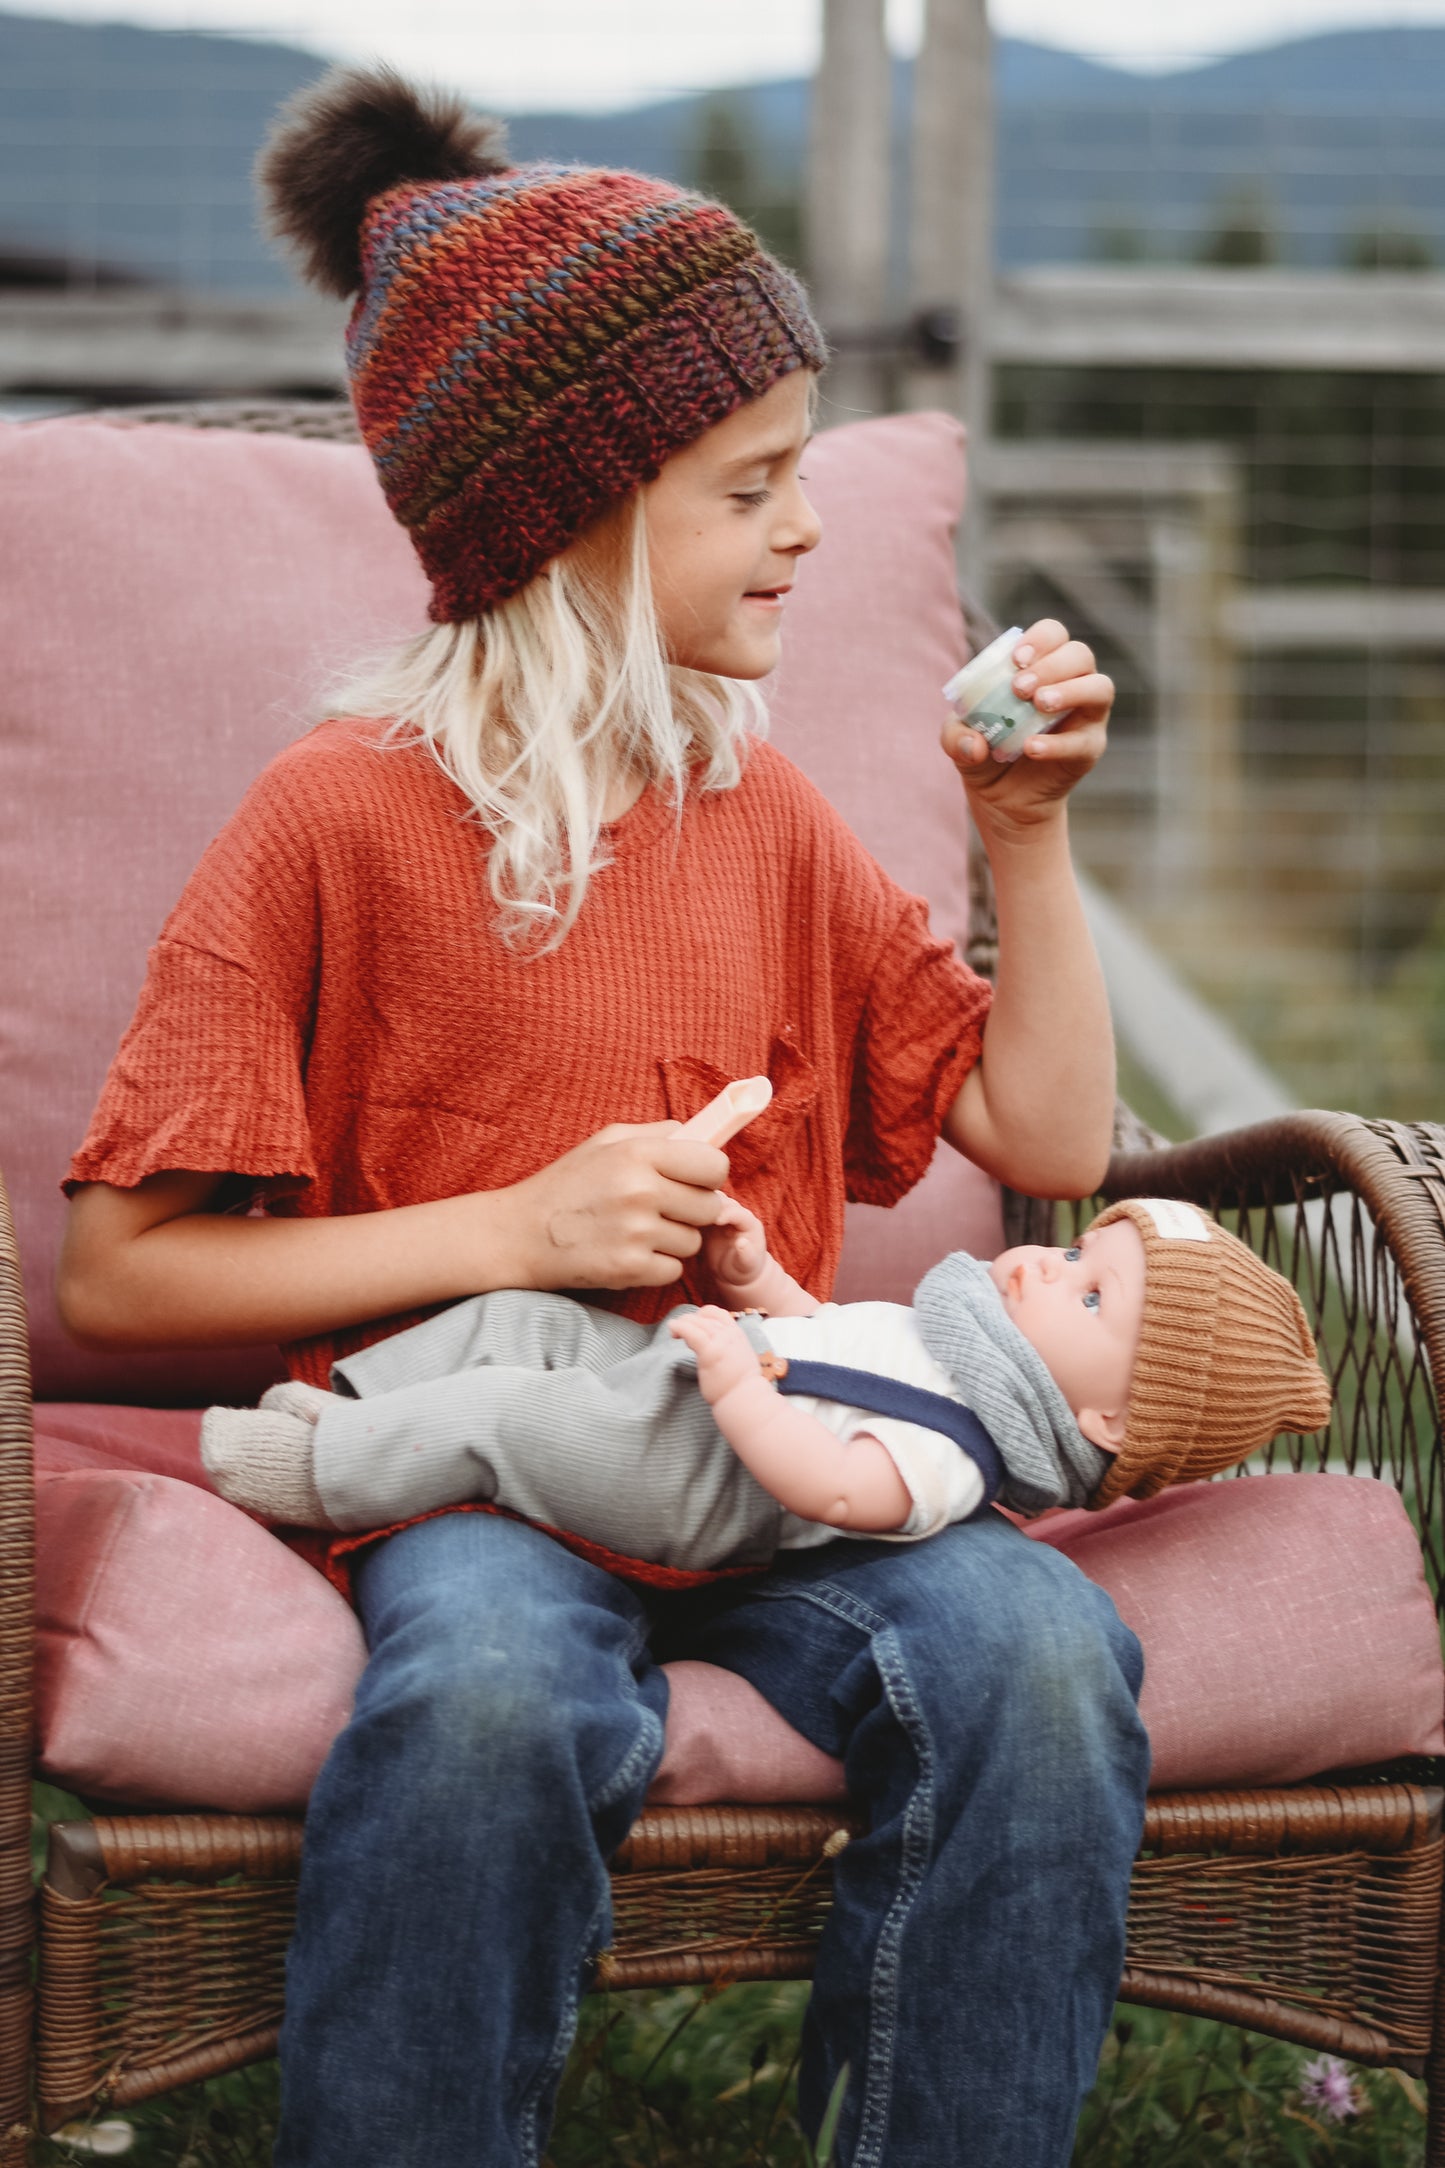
[59,1121,733,1350]
[940,618,1116,1201]
[669,1306,910,1531]
[61,1071,781,1353]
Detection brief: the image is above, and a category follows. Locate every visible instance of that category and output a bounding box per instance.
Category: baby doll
[202,1182,1333,1572]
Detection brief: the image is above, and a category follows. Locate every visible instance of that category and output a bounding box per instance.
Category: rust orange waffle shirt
[70,720,992,1387]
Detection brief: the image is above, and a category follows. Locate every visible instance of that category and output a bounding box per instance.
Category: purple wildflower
[1299,2055,1362,2121]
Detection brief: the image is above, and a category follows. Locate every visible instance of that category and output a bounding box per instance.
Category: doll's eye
[1063,1246,1081,1263]
[1082,1289,1101,1311]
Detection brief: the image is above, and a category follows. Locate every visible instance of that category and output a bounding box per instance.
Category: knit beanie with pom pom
[258,67,827,622]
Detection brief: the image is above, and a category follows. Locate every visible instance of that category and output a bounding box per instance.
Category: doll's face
[989,1219,1147,1453]
[642,368,822,679]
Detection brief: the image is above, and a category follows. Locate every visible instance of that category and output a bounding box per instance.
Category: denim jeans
[275,1508,1148,2167]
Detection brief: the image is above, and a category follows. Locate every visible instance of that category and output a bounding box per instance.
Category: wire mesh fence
[992,357,1445,1122]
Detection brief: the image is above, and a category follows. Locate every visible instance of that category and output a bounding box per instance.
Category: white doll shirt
[759,1302,986,1546]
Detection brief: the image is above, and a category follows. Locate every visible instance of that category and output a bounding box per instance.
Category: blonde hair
[329,493,766,950]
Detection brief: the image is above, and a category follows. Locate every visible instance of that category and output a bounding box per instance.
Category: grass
[1077,2012,1425,2166]
[34,1995,1428,2166]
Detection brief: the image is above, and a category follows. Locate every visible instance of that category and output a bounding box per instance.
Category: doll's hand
[669,1305,765,1404]
[704,1197,822,1317]
[942,618,1113,835]
[504,1122,728,1291]
[702,1193,770,1296]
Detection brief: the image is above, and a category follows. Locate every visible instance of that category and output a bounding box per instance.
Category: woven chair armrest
[0,1162,35,2143]
[0,1161,34,1772]
[1096,1110,1445,1523]
[1101,1111,1445,1372]
[1104,1109,1439,1212]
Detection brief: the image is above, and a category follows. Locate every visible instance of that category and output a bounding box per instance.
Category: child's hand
[504,1122,728,1291]
[702,1193,770,1295]
[669,1305,765,1405]
[942,618,1112,832]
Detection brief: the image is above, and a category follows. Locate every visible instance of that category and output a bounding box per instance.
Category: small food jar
[942,627,1071,763]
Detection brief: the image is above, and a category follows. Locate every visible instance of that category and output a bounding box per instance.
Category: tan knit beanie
[1087,1198,1333,1511]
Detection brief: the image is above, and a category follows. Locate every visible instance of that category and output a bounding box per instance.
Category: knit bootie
[200,1380,336,1527]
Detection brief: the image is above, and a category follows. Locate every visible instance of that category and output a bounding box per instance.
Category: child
[201,1194,1333,1563]
[59,64,1145,2168]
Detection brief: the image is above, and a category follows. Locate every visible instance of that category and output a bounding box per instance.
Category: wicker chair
[2,405,1444,2162]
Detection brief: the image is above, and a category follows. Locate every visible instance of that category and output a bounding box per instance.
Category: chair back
[0,406,999,1403]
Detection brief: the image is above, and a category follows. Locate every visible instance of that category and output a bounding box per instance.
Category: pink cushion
[1033,1475,1445,1786]
[649,1661,851,1806]
[32,1416,1443,1809]
[653,1474,1444,1802]
[0,416,430,1405]
[1,409,996,1408]
[769,413,1003,1289]
[769,416,973,964]
[35,1466,366,1810]
[35,1402,210,1487]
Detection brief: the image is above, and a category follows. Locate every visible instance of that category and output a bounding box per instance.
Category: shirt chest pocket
[660,1032,826,1300]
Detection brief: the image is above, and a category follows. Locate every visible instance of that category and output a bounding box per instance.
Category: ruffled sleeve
[66,942,316,1194]
[844,891,991,1209]
[66,752,322,1197]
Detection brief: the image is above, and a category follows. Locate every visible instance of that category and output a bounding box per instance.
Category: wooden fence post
[906,0,994,591]
[805,0,892,426]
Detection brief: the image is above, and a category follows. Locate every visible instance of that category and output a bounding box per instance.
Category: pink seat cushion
[1030,1476,1445,1786]
[658,1475,1445,1800]
[35,1467,365,1812]
[35,1402,211,1487]
[32,1409,1443,1811]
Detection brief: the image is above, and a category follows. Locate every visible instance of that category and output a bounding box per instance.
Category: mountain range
[3,11,1445,291]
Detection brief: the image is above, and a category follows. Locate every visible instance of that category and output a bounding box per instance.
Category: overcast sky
[16,0,1445,107]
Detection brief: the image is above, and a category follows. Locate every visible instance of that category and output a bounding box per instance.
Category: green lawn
[36,1993,1427,2165]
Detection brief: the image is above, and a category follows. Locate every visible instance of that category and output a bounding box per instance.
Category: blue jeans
[275,1509,1148,2167]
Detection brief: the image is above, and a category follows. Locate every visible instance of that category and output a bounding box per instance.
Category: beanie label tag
[1136,1198,1211,1243]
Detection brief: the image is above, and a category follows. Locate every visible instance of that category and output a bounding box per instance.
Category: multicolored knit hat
[258,67,827,623]
[1086,1198,1334,1510]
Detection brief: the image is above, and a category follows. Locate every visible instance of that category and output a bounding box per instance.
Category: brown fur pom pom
[257,65,510,297]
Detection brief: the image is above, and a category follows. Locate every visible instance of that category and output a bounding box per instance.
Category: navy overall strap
[772,1359,1004,1517]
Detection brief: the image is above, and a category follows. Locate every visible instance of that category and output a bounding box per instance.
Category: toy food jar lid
[941,626,1025,712]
